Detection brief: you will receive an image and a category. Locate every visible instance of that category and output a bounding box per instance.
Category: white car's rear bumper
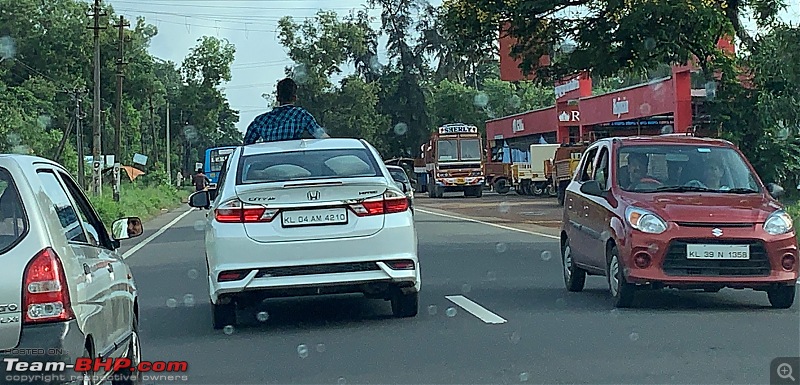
[206,215,420,304]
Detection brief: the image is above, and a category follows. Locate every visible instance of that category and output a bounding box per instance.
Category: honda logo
[307,191,321,201]
[712,228,723,237]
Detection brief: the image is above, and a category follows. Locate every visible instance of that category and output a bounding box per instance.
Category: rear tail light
[23,248,75,324]
[781,255,795,271]
[349,190,409,217]
[634,253,652,269]
[385,260,415,270]
[214,199,279,223]
[218,270,251,282]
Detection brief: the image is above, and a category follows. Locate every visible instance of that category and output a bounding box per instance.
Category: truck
[483,143,560,197]
[548,143,589,205]
[420,123,485,198]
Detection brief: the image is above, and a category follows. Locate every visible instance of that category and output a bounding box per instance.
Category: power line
[111,1,365,11]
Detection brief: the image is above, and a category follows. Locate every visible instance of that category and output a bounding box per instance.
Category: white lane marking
[445,295,507,324]
[122,208,195,259]
[416,208,560,240]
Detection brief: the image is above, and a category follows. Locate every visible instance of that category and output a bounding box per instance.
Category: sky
[106,0,799,133]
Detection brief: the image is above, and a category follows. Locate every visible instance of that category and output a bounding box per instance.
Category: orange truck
[418,123,485,198]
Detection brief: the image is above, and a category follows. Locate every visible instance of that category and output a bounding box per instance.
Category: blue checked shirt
[243,105,324,144]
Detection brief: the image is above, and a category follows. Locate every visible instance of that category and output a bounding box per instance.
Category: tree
[440,0,790,82]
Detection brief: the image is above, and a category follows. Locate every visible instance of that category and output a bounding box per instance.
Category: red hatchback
[560,135,798,308]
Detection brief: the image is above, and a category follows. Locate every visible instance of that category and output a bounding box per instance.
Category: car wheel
[767,285,796,309]
[562,239,586,292]
[81,347,95,385]
[608,246,635,308]
[112,316,142,385]
[212,300,237,329]
[391,290,419,318]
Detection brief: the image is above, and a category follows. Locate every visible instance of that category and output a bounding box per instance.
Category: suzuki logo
[307,191,321,201]
[711,228,723,237]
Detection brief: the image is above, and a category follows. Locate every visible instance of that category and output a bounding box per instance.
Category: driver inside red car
[620,152,660,189]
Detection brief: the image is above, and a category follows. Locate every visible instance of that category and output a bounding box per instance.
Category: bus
[204,146,237,186]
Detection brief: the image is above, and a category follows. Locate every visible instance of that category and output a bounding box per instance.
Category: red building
[488,32,734,159]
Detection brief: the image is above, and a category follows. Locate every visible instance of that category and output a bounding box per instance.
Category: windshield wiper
[651,185,714,193]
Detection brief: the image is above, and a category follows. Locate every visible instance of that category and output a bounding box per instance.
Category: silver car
[0,155,143,385]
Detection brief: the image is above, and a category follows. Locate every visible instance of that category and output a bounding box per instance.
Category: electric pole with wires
[113,15,129,202]
[87,0,106,195]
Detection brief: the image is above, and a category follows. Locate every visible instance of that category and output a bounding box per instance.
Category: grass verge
[88,185,190,228]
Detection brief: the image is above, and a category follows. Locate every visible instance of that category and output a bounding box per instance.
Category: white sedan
[189,138,420,329]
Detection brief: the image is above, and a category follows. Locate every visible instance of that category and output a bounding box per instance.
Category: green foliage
[440,0,789,83]
[0,0,241,190]
[88,184,184,228]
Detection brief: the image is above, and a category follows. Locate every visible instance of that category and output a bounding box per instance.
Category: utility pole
[88,0,106,196]
[149,95,159,165]
[113,15,129,202]
[166,100,171,185]
[70,88,87,189]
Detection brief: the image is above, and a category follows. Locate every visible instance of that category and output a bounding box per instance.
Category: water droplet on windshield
[182,294,195,307]
[193,220,204,231]
[393,122,408,136]
[519,372,530,382]
[495,243,507,253]
[461,284,472,294]
[187,269,199,280]
[183,126,198,143]
[704,81,717,101]
[6,133,21,146]
[0,36,16,60]
[223,325,234,335]
[509,331,521,344]
[297,344,309,358]
[337,377,347,385]
[37,115,52,129]
[556,298,565,305]
[166,298,177,308]
[540,251,552,261]
[473,92,489,108]
[509,94,522,109]
[445,307,457,317]
[661,125,674,134]
[427,305,438,315]
[629,332,640,341]
[487,271,497,281]
[498,202,511,213]
[369,55,382,71]
[610,308,619,317]
[560,43,576,54]
[639,103,652,115]
[256,311,269,322]
[293,63,308,85]
[644,38,656,51]
[648,244,659,253]
[316,343,326,353]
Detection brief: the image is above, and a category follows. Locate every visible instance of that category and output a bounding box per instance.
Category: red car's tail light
[215,199,279,223]
[349,191,409,217]
[23,248,75,324]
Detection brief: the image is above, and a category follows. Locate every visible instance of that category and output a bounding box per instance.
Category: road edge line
[416,208,560,240]
[122,207,195,259]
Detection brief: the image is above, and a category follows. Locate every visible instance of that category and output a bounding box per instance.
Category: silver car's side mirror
[111,216,143,241]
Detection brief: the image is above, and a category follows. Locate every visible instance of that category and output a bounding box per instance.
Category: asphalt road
[119,206,800,385]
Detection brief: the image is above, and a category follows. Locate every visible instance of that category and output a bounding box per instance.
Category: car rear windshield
[237,148,381,184]
[389,168,409,182]
[617,145,762,193]
[0,167,28,254]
